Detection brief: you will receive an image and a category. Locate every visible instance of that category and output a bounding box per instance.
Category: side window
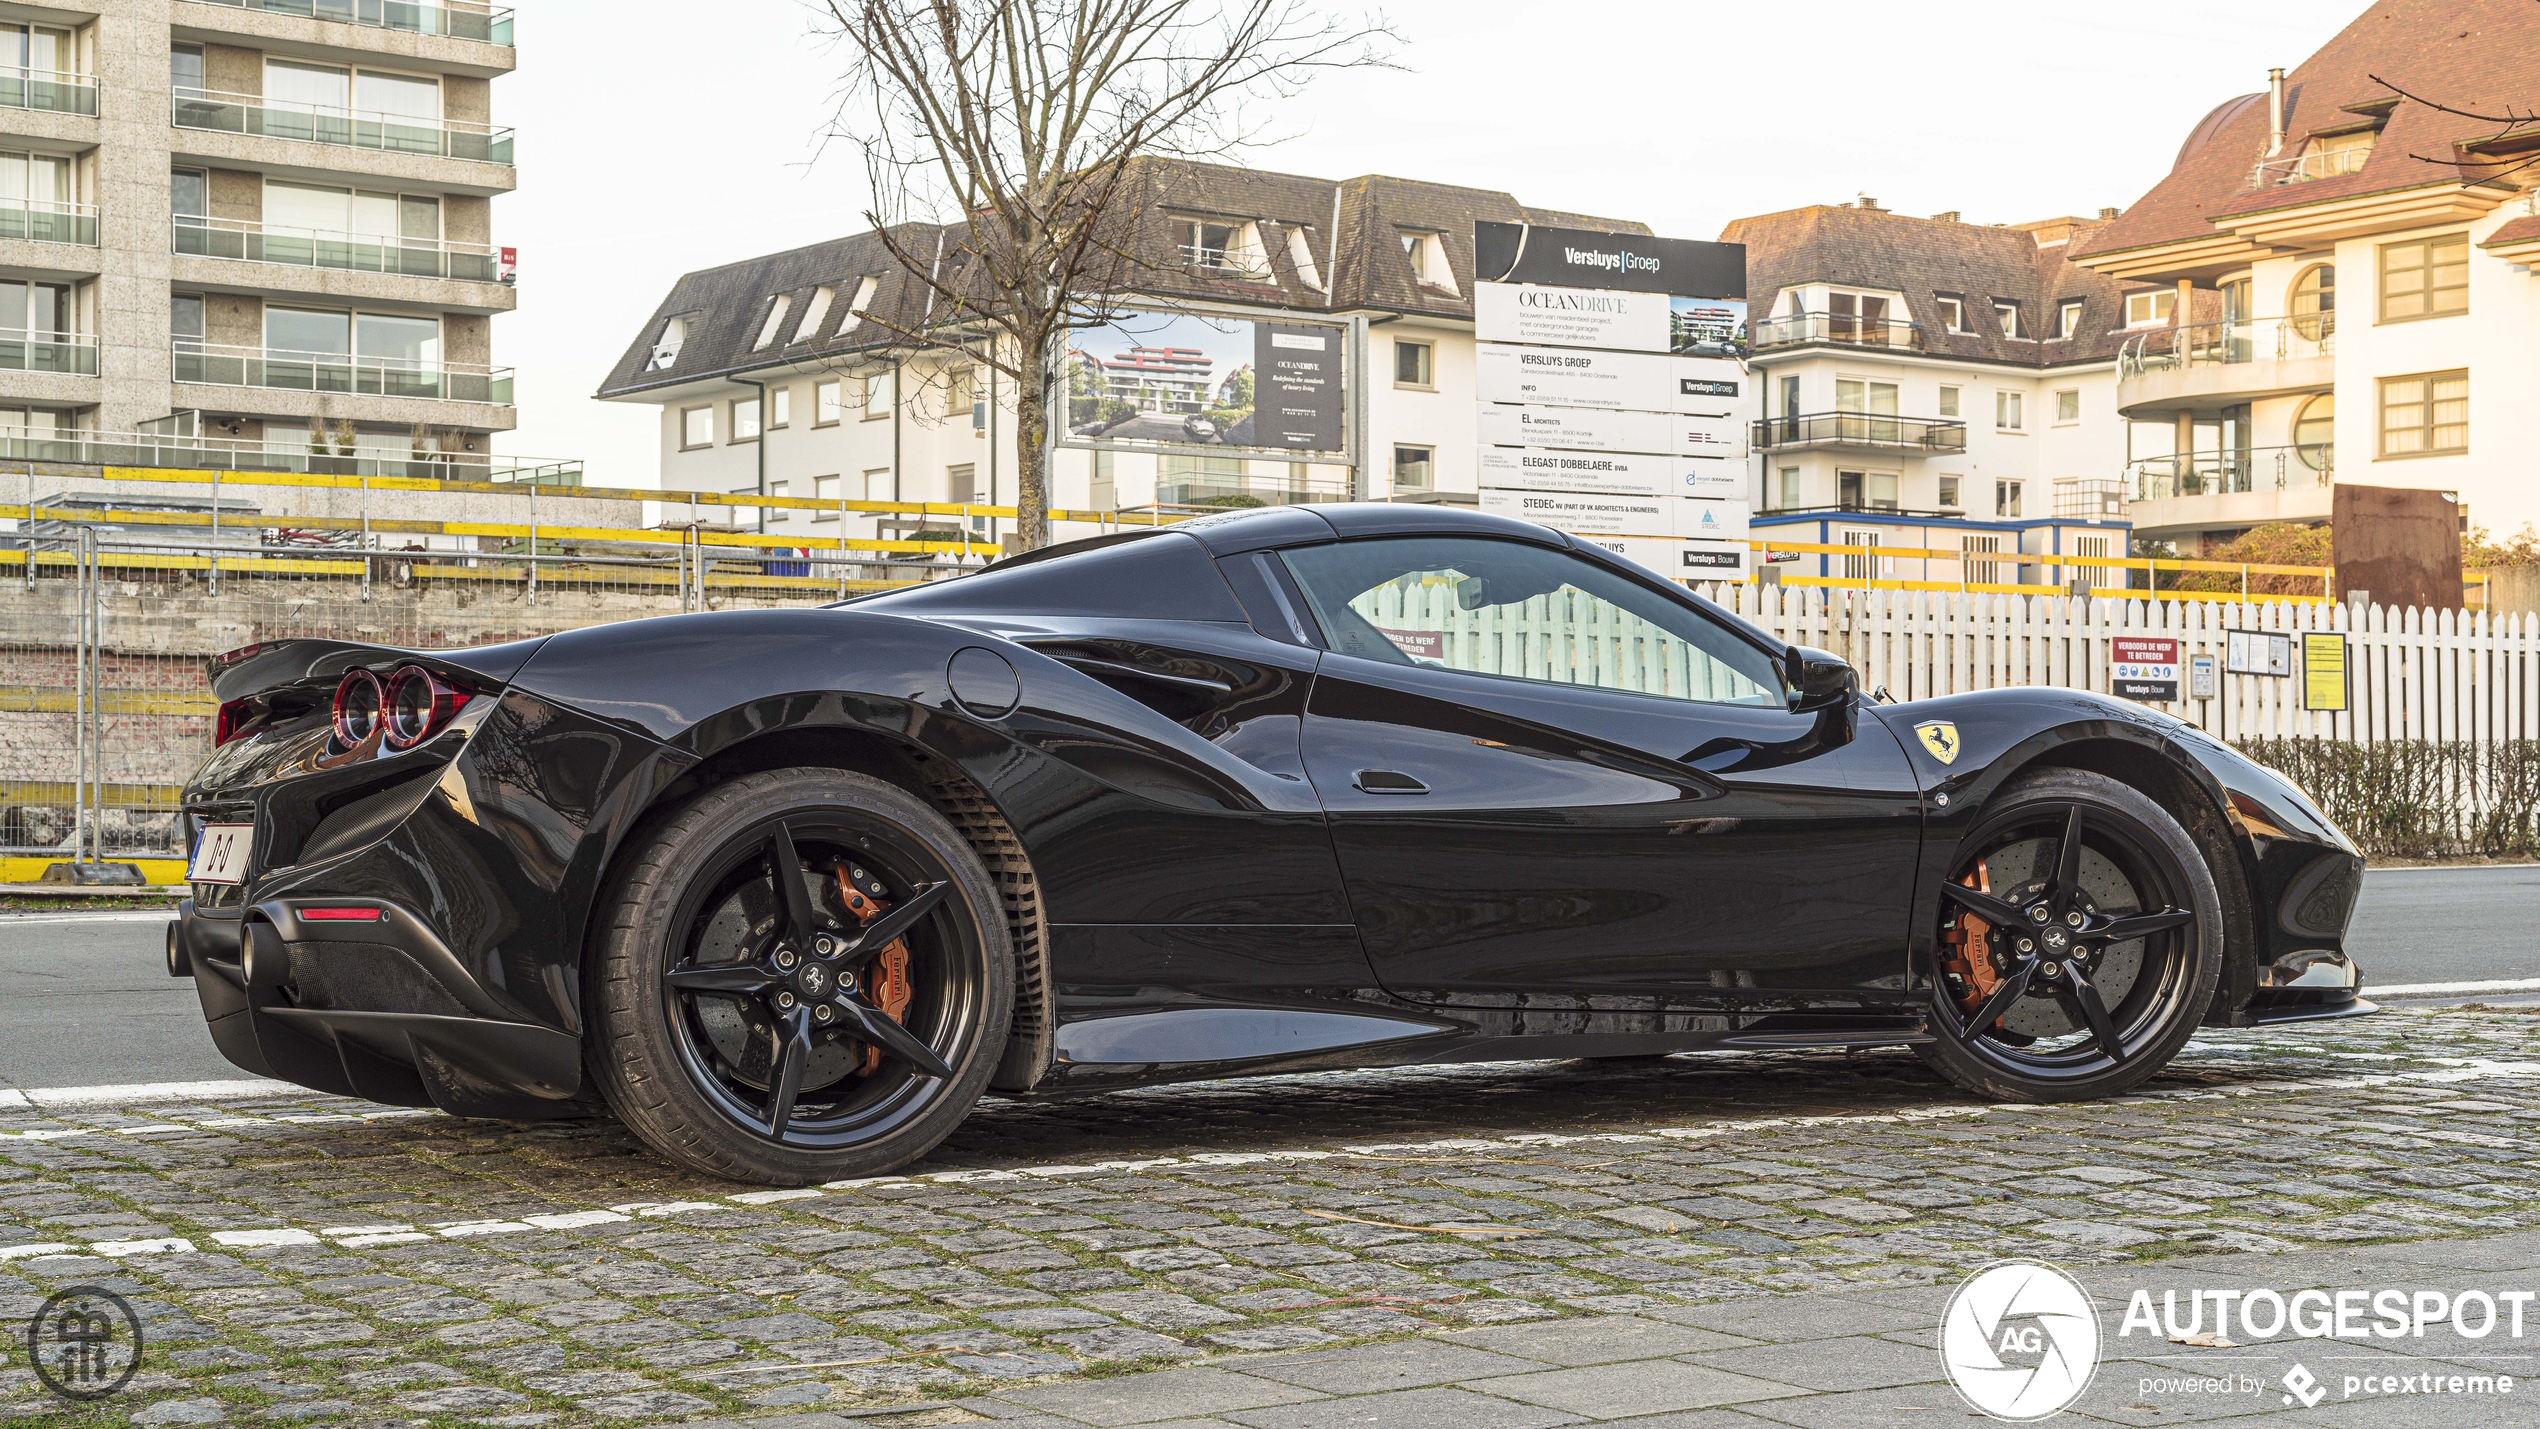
[1280,537,1785,707]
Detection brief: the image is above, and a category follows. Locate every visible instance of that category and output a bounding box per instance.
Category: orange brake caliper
[1936,861,2004,1027]
[834,862,914,1076]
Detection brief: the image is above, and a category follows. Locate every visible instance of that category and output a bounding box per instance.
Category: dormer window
[648,314,688,370]
[1994,301,2022,339]
[1399,229,1458,295]
[1936,297,1965,333]
[1174,216,1267,277]
[1285,225,1323,291]
[2123,291,2175,328]
[2056,299,2085,339]
[753,293,791,350]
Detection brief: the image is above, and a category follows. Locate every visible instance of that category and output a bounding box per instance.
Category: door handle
[1353,769,1429,795]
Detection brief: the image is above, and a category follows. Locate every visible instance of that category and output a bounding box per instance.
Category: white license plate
[188,824,254,885]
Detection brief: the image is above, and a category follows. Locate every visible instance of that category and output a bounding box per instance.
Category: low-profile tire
[586,768,1012,1185]
[1912,769,2222,1104]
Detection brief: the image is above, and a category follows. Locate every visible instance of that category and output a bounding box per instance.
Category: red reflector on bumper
[299,907,383,921]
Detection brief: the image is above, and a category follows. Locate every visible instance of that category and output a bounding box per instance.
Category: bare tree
[819,0,1393,550]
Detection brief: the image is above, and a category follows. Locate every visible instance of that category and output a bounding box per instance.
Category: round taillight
[332,669,383,747]
[384,665,459,750]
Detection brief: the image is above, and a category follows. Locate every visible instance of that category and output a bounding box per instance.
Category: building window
[946,462,978,505]
[813,474,840,520]
[1776,466,1800,511]
[1399,231,1458,294]
[2378,370,2467,458]
[1962,533,2001,583]
[2379,234,2468,322]
[769,386,790,429]
[2056,300,2084,339]
[944,367,975,420]
[1937,385,1959,418]
[863,370,891,420]
[2289,264,2336,341]
[1994,480,2023,518]
[1837,470,1896,512]
[863,467,892,501]
[753,294,791,350]
[2293,393,2334,470]
[680,406,712,449]
[1839,528,1881,580]
[814,379,841,426]
[1993,301,2020,339]
[170,292,204,350]
[793,286,835,343]
[2055,389,2080,424]
[765,478,791,523]
[1393,444,1433,490]
[648,315,687,371]
[2123,291,2176,328]
[731,396,760,442]
[1935,297,1964,333]
[1996,391,2023,430]
[1778,374,1800,416]
[1173,216,1262,276]
[1938,475,1962,509]
[1394,338,1433,388]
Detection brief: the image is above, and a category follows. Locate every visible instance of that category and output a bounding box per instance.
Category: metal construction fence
[8,449,2536,870]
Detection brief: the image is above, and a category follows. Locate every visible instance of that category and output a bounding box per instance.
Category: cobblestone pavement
[5,1008,2540,1427]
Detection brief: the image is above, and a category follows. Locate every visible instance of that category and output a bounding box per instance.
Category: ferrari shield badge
[1915,721,1961,765]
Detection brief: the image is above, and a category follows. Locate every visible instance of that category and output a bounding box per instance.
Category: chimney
[1857,193,1883,212]
[2267,67,2286,155]
[1931,210,1961,223]
[2098,207,2120,220]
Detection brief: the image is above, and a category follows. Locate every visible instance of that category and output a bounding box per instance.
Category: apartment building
[2072,0,2540,546]
[0,0,516,471]
[597,158,1650,545]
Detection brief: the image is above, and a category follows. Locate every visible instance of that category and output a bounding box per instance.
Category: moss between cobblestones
[6,1010,2540,1425]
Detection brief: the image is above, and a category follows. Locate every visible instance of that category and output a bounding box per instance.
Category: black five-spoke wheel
[587,769,1013,1184]
[1913,769,2223,1102]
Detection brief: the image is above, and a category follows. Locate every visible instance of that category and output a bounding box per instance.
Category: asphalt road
[2,864,2532,1095]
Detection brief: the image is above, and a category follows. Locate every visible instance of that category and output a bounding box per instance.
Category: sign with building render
[1473,220,1748,580]
[1061,309,1346,456]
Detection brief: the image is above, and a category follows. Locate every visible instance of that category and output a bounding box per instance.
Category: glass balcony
[186,0,514,45]
[2250,144,2371,187]
[0,198,98,247]
[2117,315,2334,381]
[175,217,504,282]
[0,66,97,116]
[1751,312,1923,352]
[1750,411,1967,453]
[0,427,567,479]
[0,329,97,375]
[174,342,513,405]
[173,88,515,166]
[2127,444,2332,501]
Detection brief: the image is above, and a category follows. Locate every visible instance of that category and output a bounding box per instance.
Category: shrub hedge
[2234,738,2540,858]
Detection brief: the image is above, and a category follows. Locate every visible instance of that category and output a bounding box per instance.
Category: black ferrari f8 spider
[172,503,2371,1184]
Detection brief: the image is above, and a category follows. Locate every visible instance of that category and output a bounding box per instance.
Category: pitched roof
[2073,0,2540,264]
[1721,204,2152,367]
[597,157,1650,399]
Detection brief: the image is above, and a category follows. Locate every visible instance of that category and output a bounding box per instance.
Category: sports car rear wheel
[1912,769,2221,1103]
[587,769,1012,1184]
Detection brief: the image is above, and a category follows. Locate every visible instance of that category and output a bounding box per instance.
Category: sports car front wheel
[586,769,1013,1184]
[1912,769,2222,1103]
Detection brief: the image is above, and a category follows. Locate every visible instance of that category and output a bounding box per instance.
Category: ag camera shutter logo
[1940,1261,2101,1420]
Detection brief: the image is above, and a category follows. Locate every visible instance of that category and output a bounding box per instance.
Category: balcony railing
[175,216,505,282]
[0,426,572,480]
[0,329,97,376]
[2250,144,2371,187]
[2127,445,2332,502]
[173,87,515,165]
[2117,314,2335,382]
[0,66,97,116]
[1176,244,1270,279]
[188,0,515,45]
[1751,312,1923,352]
[174,342,513,405]
[0,198,98,247]
[1751,411,1967,452]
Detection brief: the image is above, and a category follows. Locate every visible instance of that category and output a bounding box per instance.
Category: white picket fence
[1693,584,2540,746]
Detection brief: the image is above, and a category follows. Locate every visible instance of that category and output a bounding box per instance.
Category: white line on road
[0,1078,299,1109]
[2369,978,2540,997]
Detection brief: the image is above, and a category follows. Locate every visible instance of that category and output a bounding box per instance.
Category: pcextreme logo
[1940,1261,2101,1420]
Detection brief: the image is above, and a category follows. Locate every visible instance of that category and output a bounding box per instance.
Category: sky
[497,0,2362,484]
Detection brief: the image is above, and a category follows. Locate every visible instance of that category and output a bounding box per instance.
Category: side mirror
[1786,646,1857,712]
